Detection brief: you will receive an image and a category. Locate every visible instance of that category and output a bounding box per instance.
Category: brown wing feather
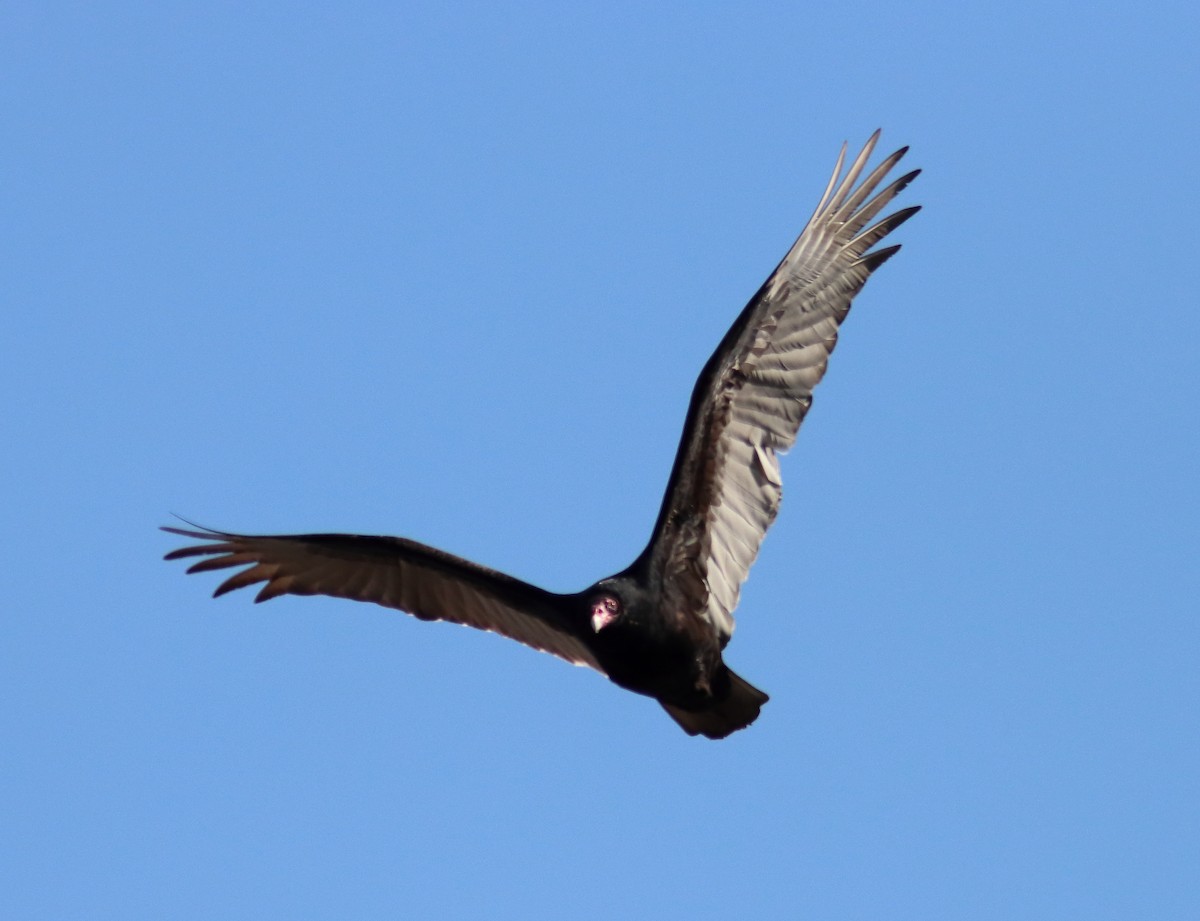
[642,132,920,639]
[162,526,603,671]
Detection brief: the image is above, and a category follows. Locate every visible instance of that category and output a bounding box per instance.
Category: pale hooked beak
[591,599,618,633]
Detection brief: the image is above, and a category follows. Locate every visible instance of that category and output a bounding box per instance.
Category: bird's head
[586,575,646,634]
[590,593,622,632]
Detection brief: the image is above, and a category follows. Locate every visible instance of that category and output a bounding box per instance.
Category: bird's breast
[590,616,723,707]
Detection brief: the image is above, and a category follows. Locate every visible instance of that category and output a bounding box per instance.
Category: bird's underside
[163,131,920,739]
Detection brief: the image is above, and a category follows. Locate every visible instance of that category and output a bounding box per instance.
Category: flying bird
[163,131,919,739]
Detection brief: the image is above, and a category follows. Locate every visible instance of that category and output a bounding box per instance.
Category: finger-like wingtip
[161,514,223,537]
[857,242,903,272]
[161,518,236,560]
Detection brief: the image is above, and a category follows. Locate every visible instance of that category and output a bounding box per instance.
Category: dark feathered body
[163,132,919,739]
[580,572,717,700]
[569,570,771,737]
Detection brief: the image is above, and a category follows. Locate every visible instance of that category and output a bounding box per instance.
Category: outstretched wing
[162,525,603,671]
[641,131,920,640]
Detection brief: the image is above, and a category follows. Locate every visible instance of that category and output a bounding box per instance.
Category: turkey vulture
[163,131,919,739]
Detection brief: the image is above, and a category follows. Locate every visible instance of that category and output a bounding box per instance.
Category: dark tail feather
[660,670,769,740]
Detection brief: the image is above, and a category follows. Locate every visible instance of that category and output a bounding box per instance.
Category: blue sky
[3,2,1198,918]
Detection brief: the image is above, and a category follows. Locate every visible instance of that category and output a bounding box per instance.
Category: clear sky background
[3,3,1197,919]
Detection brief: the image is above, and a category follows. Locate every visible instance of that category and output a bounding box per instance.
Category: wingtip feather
[857,243,903,272]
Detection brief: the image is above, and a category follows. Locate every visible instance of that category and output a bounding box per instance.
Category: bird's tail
[660,669,769,740]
